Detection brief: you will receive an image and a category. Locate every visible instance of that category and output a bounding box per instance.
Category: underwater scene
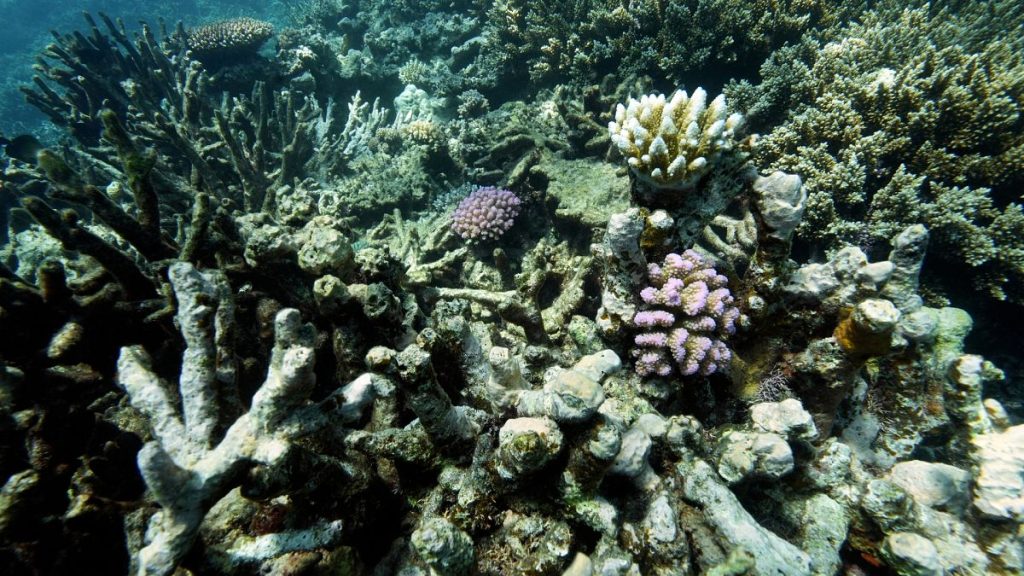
[1,0,1023,574]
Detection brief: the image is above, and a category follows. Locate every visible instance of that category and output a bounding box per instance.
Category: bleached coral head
[608,88,745,190]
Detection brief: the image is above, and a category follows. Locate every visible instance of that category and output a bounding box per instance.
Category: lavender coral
[450,186,522,241]
[632,250,739,377]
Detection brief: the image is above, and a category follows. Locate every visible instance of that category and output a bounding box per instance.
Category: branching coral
[482,0,607,84]
[750,7,1024,302]
[479,0,856,89]
[21,13,396,217]
[631,250,739,377]
[117,262,377,575]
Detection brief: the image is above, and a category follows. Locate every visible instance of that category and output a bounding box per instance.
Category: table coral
[186,18,275,59]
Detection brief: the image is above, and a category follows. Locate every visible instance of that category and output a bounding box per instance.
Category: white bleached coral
[116,262,380,575]
[608,88,746,190]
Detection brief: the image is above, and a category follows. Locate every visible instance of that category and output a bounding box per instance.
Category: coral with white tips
[608,88,745,190]
[631,250,739,377]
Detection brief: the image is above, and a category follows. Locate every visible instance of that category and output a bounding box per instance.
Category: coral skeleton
[116,263,375,575]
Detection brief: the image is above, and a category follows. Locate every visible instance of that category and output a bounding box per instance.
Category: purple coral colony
[632,250,739,377]
[451,186,521,240]
[1,1,1022,576]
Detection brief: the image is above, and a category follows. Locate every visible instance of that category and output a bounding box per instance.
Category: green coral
[480,0,608,84]
[750,6,1024,302]
[625,0,859,83]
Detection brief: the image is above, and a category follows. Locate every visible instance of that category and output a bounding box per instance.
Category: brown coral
[186,17,274,59]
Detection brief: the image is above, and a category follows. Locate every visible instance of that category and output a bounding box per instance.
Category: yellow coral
[402,120,443,147]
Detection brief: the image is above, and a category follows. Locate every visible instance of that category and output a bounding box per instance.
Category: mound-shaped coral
[450,186,521,241]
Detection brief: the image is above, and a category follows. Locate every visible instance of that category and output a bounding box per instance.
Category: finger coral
[631,250,739,377]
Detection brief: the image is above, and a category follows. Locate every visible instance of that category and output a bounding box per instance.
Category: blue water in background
[0,0,281,137]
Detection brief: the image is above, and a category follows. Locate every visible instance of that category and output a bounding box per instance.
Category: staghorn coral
[750,6,1024,303]
[116,262,377,575]
[20,13,412,220]
[481,0,605,84]
[279,0,349,29]
[631,250,739,377]
[608,88,747,191]
[634,0,859,82]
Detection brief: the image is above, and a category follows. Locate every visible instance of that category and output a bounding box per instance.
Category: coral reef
[478,0,859,88]
[1,2,1022,575]
[745,6,1024,303]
